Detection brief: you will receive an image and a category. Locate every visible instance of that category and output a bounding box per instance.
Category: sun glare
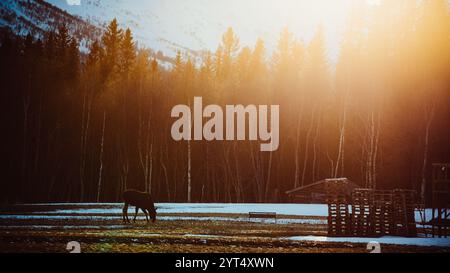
[189,0,383,61]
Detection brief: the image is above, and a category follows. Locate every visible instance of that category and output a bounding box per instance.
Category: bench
[249,212,277,222]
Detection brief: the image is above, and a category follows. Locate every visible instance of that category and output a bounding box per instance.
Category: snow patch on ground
[0,214,326,225]
[184,234,220,238]
[15,203,439,226]
[22,203,437,220]
[31,203,329,216]
[0,225,129,230]
[10,203,441,227]
[159,216,325,225]
[287,236,450,247]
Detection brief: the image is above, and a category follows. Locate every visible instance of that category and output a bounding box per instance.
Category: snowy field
[1,203,449,252]
[25,203,329,216]
[0,214,326,225]
[288,236,450,248]
[17,202,437,223]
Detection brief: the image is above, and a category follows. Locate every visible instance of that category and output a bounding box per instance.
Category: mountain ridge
[0,0,102,51]
[0,0,175,65]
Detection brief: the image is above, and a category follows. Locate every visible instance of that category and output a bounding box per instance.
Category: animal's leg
[123,203,129,223]
[142,209,149,223]
[133,207,139,223]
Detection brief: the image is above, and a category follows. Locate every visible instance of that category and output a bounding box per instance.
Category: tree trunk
[264,151,273,201]
[312,108,322,182]
[96,111,106,203]
[187,138,192,203]
[21,95,30,201]
[79,92,92,202]
[335,93,349,178]
[421,104,435,204]
[301,107,316,186]
[294,104,304,188]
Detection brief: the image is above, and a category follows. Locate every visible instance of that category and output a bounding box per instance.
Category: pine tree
[87,40,102,67]
[214,46,223,80]
[236,47,252,84]
[173,50,184,81]
[273,27,294,85]
[200,51,213,89]
[250,38,266,79]
[44,31,56,63]
[56,24,71,55]
[102,18,123,77]
[305,25,328,96]
[120,28,136,74]
[151,58,158,74]
[67,37,80,84]
[220,27,240,79]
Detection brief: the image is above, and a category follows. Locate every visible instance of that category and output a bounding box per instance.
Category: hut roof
[285,178,358,196]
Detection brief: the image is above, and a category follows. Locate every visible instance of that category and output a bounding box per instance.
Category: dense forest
[0,1,449,204]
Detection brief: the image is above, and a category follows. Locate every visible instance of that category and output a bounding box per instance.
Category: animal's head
[149,207,158,222]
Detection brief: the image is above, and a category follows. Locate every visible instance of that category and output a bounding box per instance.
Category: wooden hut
[286,178,358,204]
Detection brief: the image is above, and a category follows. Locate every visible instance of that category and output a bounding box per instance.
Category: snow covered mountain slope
[0,0,101,51]
[0,0,174,64]
[45,0,352,60]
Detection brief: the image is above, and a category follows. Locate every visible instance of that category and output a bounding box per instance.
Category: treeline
[0,1,449,204]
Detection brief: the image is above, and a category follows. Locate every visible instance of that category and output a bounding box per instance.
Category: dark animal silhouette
[122,190,157,223]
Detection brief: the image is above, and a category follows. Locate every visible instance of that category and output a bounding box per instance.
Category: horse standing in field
[122,190,158,223]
